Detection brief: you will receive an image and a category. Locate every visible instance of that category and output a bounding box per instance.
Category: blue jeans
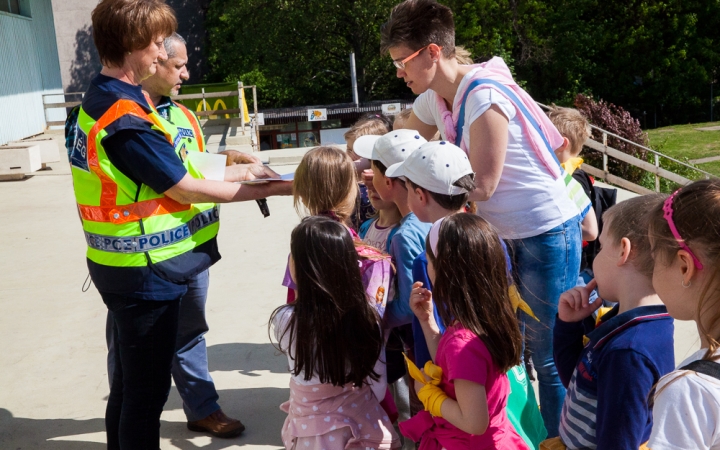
[508,216,582,437]
[106,270,220,422]
[104,293,180,450]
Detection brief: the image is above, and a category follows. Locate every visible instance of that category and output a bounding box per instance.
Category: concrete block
[268,155,304,166]
[225,135,253,146]
[9,139,61,164]
[0,145,42,180]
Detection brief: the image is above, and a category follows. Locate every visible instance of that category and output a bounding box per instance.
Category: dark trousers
[102,292,181,450]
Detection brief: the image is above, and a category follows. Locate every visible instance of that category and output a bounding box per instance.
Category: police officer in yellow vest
[68,2,290,448]
[102,32,250,439]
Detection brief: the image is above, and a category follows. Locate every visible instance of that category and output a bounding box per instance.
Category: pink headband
[428,217,444,257]
[663,189,703,270]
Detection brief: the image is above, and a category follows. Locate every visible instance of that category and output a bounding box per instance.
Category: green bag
[506,365,547,449]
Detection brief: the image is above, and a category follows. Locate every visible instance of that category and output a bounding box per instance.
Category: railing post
[602,132,609,179]
[253,85,259,153]
[239,81,246,135]
[654,153,660,192]
[201,88,207,112]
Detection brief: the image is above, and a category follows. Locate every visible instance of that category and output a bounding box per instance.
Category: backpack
[354,223,397,318]
[356,244,394,318]
[680,360,720,379]
[574,169,617,271]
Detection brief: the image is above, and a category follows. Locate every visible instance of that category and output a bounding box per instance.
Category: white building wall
[0,0,63,145]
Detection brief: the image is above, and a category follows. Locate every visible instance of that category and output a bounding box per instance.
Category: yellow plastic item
[583,306,614,346]
[404,354,442,386]
[403,354,448,417]
[540,437,650,450]
[509,284,538,321]
[539,437,566,450]
[561,157,584,175]
[417,383,449,417]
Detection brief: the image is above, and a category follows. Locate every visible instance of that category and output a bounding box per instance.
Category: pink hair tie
[428,217,445,257]
[663,189,703,270]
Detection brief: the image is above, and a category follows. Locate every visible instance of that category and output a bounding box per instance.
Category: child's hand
[362,169,374,187]
[410,281,434,323]
[558,279,603,323]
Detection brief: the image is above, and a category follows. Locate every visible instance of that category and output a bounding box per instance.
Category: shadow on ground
[0,385,288,449]
[164,387,288,449]
[0,408,106,449]
[207,342,289,375]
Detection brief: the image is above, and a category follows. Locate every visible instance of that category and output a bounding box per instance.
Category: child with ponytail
[647,179,720,449]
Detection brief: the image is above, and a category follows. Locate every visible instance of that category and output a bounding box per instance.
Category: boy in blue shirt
[551,194,675,449]
[384,141,475,362]
[354,130,430,329]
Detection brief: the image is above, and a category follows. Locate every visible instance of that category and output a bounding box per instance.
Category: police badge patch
[179,143,189,162]
[71,128,90,172]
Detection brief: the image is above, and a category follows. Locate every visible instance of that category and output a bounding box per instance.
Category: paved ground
[0,140,700,449]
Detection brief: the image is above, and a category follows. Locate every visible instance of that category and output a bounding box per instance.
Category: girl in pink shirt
[401,213,529,449]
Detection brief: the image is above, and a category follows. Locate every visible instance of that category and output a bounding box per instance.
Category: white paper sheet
[187,152,227,181]
[237,169,295,184]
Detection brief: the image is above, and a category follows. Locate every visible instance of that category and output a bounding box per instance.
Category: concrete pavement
[0,141,700,449]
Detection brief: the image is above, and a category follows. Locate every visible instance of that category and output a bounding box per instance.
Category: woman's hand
[224,164,280,182]
[218,149,263,166]
[558,279,602,323]
[410,281,434,323]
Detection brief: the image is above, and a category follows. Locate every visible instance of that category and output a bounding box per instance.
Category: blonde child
[544,194,675,449]
[272,216,400,449]
[283,146,393,316]
[647,179,720,449]
[403,213,528,449]
[546,105,598,242]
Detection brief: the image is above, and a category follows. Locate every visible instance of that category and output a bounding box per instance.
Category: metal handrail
[536,102,715,194]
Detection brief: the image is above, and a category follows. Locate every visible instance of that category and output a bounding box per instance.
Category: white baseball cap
[385,141,474,195]
[353,129,427,170]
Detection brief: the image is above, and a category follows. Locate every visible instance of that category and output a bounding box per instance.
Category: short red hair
[92,0,177,68]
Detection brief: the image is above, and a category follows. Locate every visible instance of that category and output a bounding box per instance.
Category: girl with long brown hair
[271,216,400,449]
[647,179,720,449]
[401,213,528,449]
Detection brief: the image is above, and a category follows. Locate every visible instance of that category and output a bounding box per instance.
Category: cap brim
[352,135,380,159]
[384,161,407,178]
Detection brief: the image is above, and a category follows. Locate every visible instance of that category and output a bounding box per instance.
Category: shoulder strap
[456,79,555,159]
[680,360,720,380]
[358,218,372,239]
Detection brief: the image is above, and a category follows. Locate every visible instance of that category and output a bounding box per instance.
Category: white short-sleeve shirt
[413,67,579,239]
[648,349,720,450]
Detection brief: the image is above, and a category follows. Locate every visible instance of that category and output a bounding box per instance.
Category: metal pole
[350,52,359,107]
[654,153,660,192]
[201,87,206,112]
[239,81,245,135]
[253,86,260,153]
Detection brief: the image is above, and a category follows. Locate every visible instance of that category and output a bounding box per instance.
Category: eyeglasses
[393,45,434,70]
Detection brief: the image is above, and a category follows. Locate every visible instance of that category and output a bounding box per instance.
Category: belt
[84,207,219,253]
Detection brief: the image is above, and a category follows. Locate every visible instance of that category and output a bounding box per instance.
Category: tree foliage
[205,0,407,108]
[205,0,720,123]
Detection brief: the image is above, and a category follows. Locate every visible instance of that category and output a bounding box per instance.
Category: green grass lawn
[646,122,720,176]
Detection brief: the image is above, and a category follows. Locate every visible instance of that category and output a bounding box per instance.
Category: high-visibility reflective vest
[71,96,219,268]
[164,101,206,154]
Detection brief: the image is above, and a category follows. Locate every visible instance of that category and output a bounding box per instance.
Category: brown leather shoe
[187,409,246,438]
